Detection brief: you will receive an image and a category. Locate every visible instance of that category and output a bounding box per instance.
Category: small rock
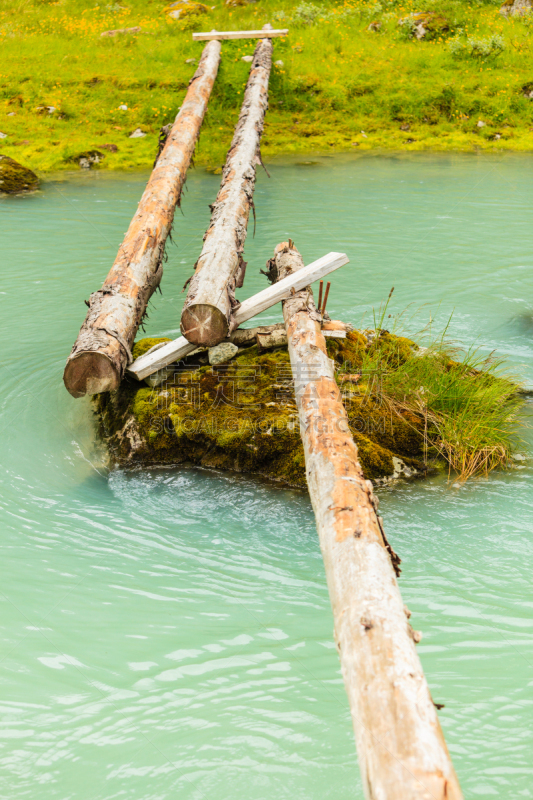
[100,143,119,152]
[351,142,360,146]
[513,453,526,461]
[71,150,105,169]
[119,105,128,111]
[477,120,486,128]
[101,26,142,37]
[368,21,381,31]
[493,133,502,140]
[274,59,284,67]
[360,130,368,138]
[400,123,411,131]
[0,132,7,139]
[185,58,197,64]
[208,342,239,365]
[167,2,209,20]
[7,112,16,117]
[37,106,56,115]
[0,154,39,194]
[241,55,253,62]
[129,128,146,138]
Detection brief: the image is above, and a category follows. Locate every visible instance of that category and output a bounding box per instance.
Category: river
[1,153,532,799]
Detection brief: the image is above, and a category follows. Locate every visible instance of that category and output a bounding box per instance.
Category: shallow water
[1,153,532,799]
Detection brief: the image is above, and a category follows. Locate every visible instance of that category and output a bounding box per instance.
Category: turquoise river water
[1,153,532,799]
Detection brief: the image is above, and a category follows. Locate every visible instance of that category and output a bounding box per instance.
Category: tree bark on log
[271,240,463,800]
[180,31,273,348]
[63,40,222,398]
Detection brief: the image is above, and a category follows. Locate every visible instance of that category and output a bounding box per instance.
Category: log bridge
[64,25,463,799]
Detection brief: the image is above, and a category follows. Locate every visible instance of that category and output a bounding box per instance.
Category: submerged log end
[180,304,230,347]
[63,351,121,398]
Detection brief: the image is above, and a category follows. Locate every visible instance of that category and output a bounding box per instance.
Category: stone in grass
[274,60,284,67]
[0,155,39,194]
[166,2,210,20]
[500,0,532,15]
[241,55,253,62]
[101,26,142,37]
[71,150,105,170]
[208,342,238,365]
[129,128,147,139]
[399,12,449,40]
[0,132,7,139]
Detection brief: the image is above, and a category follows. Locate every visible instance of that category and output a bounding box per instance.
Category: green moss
[93,322,525,485]
[0,155,39,194]
[132,336,171,360]
[95,330,433,487]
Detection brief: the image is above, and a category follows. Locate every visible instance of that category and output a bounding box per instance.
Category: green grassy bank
[1,0,533,174]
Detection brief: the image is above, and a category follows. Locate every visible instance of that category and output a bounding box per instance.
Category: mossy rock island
[0,155,39,194]
[93,327,523,487]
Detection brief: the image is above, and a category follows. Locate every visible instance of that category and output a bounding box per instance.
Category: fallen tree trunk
[272,240,463,800]
[127,251,348,380]
[63,40,222,398]
[180,29,273,347]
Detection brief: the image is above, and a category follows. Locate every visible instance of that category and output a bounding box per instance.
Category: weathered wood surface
[273,240,463,800]
[180,29,272,347]
[128,252,349,380]
[63,40,222,398]
[193,29,288,41]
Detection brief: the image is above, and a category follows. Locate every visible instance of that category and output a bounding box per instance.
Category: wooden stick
[63,40,222,398]
[321,280,331,315]
[127,251,349,380]
[180,28,272,348]
[193,29,288,41]
[317,280,323,312]
[271,240,463,800]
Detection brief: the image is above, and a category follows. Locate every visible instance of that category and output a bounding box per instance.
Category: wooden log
[63,40,222,398]
[127,251,349,380]
[180,29,272,347]
[322,319,353,333]
[193,29,288,41]
[256,323,348,351]
[272,240,463,800]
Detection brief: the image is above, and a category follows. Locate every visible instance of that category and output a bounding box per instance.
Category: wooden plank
[127,251,349,380]
[180,29,273,347]
[193,29,288,41]
[233,252,348,327]
[272,239,463,800]
[63,40,222,398]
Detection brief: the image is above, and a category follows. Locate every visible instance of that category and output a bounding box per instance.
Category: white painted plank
[127,251,349,380]
[193,29,288,41]
[233,252,349,326]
